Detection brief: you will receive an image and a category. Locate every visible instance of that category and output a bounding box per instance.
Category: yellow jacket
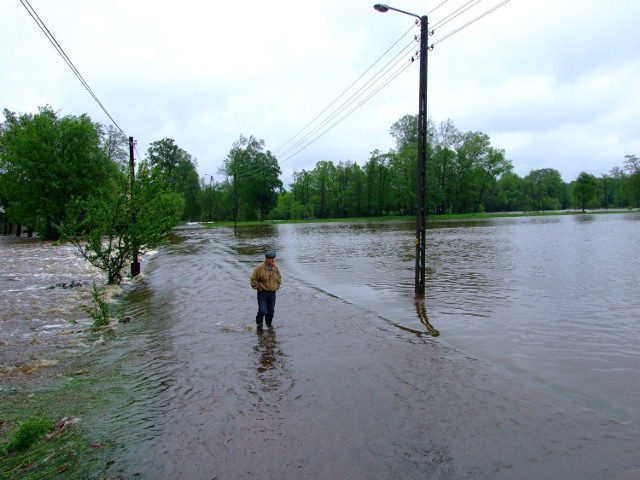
[250,262,282,292]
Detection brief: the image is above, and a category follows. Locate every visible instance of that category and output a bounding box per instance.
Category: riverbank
[0,235,125,478]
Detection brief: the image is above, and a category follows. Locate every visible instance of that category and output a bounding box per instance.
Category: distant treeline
[2,107,639,240]
[279,116,639,219]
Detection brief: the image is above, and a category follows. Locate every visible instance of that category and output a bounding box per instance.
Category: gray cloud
[1,0,638,187]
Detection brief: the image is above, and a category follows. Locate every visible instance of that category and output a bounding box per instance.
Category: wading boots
[256,314,264,332]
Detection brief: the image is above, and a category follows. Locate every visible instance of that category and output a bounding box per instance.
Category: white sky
[1,0,639,187]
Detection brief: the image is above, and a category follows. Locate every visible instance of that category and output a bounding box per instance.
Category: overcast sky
[1,0,639,187]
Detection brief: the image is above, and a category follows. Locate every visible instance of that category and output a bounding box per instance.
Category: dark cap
[265,251,276,258]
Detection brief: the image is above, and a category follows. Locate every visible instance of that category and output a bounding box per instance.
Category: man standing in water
[250,251,281,332]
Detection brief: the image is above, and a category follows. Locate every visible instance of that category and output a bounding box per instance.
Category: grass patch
[0,366,123,479]
[3,417,53,453]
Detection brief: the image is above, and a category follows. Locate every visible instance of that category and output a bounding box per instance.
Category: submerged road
[103,233,640,479]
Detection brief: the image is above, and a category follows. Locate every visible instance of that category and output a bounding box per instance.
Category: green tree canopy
[621,154,640,207]
[0,106,119,239]
[523,168,567,212]
[572,172,598,212]
[220,135,282,221]
[146,138,201,220]
[61,160,184,284]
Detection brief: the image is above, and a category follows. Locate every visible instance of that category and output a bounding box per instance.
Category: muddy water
[279,215,640,426]
[0,236,103,376]
[3,215,640,478]
[82,216,640,479]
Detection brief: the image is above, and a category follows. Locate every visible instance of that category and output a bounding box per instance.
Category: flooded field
[2,213,640,478]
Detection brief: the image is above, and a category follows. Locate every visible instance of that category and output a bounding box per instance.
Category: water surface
[277,214,640,425]
[3,213,640,478]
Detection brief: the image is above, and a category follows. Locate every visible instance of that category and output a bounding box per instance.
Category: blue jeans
[257,290,276,317]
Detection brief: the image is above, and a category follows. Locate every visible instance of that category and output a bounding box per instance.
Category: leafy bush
[83,283,111,328]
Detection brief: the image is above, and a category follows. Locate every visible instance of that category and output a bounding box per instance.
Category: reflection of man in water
[256,330,277,373]
[250,251,282,332]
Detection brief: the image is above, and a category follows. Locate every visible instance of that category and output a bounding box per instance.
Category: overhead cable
[234,0,514,180]
[431,0,484,31]
[279,60,415,165]
[18,0,127,137]
[274,22,418,158]
[277,37,419,161]
[433,0,513,46]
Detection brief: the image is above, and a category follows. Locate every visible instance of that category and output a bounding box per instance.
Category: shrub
[83,283,111,328]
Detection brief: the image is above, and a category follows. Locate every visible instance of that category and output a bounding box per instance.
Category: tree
[102,125,129,173]
[496,171,526,211]
[340,161,367,217]
[146,138,201,221]
[472,144,512,213]
[290,169,313,217]
[310,160,336,218]
[61,161,184,284]
[451,131,490,213]
[220,135,282,222]
[622,154,640,207]
[389,114,418,151]
[610,166,633,207]
[147,137,181,177]
[174,155,201,221]
[198,175,222,222]
[430,119,461,215]
[598,174,617,209]
[249,150,283,220]
[572,172,598,212]
[523,169,567,212]
[269,191,303,220]
[624,154,640,175]
[0,106,120,239]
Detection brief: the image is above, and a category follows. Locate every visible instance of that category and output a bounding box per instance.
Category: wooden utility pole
[130,136,140,277]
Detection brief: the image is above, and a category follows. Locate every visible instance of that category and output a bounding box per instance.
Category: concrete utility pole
[374,4,429,297]
[130,136,140,277]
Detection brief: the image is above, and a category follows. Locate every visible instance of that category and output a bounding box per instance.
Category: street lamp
[374,3,429,298]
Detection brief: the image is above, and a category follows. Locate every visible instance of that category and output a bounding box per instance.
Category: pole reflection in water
[416,299,439,336]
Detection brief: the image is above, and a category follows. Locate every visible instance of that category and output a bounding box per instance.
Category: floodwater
[2,213,640,479]
[0,238,103,373]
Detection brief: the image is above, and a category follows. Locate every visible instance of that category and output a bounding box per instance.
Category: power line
[230,28,419,180]
[279,60,415,165]
[18,0,127,137]
[428,0,452,16]
[233,0,514,182]
[288,1,513,162]
[274,22,418,159]
[431,0,485,31]
[274,23,417,157]
[433,0,513,46]
[277,36,419,161]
